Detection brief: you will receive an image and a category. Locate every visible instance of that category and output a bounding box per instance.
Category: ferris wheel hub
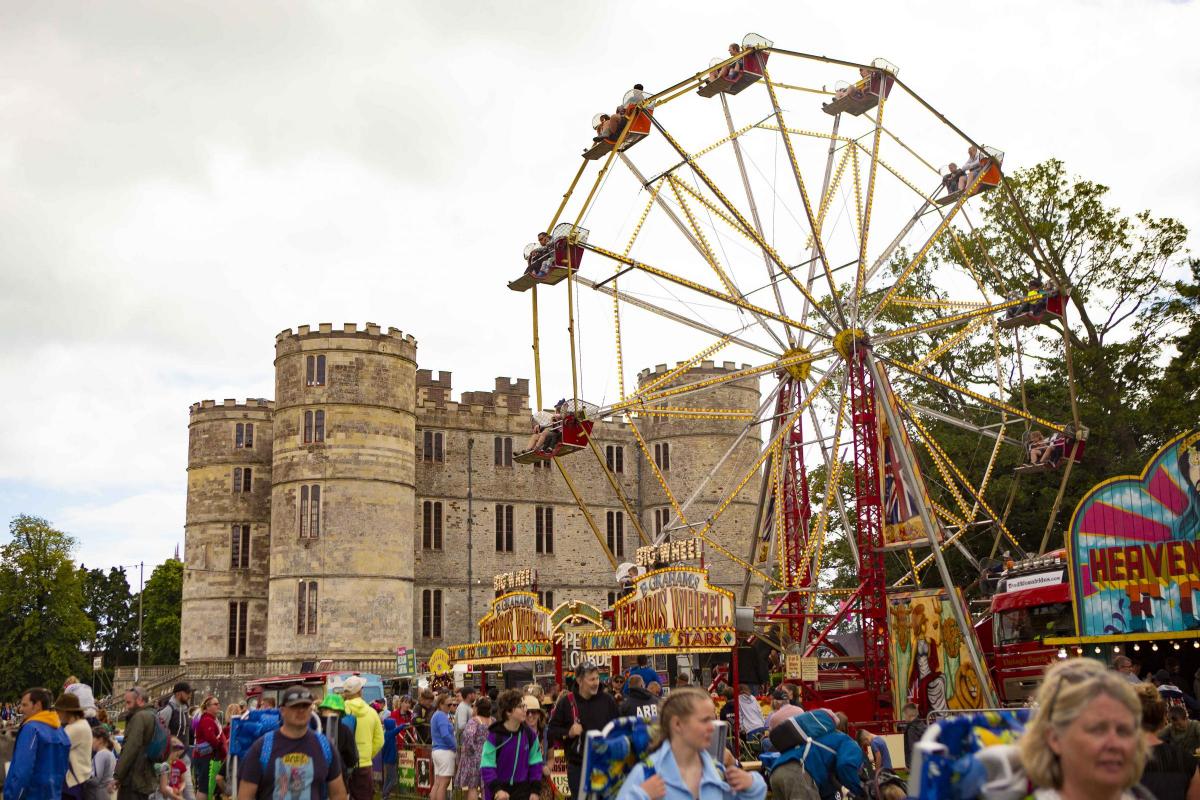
[779,347,813,381]
[832,328,870,360]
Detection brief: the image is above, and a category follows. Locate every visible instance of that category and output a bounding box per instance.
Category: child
[156,738,188,800]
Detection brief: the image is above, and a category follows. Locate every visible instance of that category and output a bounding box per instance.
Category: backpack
[259,730,334,797]
[143,708,172,764]
[767,709,839,761]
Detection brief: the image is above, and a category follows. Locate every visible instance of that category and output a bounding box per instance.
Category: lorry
[245,670,385,707]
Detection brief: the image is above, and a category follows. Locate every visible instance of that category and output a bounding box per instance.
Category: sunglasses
[1040,662,1095,722]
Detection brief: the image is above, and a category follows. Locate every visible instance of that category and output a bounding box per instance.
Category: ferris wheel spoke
[645,113,842,332]
[575,274,778,357]
[904,401,1022,448]
[581,242,821,336]
[872,293,1022,347]
[719,92,794,341]
[865,167,994,324]
[853,93,887,322]
[761,68,849,330]
[796,367,851,601]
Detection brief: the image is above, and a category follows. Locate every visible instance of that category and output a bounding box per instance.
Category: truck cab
[245,670,385,707]
[987,551,1075,705]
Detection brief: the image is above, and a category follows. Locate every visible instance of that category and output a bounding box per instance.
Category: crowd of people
[8,653,1200,800]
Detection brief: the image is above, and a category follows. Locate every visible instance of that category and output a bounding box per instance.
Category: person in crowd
[619,675,659,723]
[717,688,735,727]
[1028,430,1059,466]
[547,662,619,800]
[4,687,70,800]
[900,702,928,771]
[616,687,765,800]
[157,684,194,800]
[237,686,346,800]
[1132,682,1200,799]
[619,84,646,115]
[61,679,98,722]
[736,686,766,735]
[456,696,493,800]
[765,706,861,800]
[157,739,187,800]
[113,687,158,800]
[941,163,963,196]
[91,710,115,739]
[221,703,242,743]
[190,696,224,800]
[765,688,802,731]
[455,688,477,741]
[1113,656,1143,685]
[480,690,543,800]
[430,694,457,800]
[647,681,662,699]
[380,718,399,800]
[86,728,117,800]
[856,728,892,772]
[57,693,93,800]
[1018,658,1150,800]
[316,694,358,793]
[341,676,383,800]
[390,695,413,726]
[521,696,550,773]
[956,146,984,194]
[1161,705,1200,753]
[258,698,276,711]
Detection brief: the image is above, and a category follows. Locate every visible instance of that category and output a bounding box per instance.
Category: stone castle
[180,322,761,674]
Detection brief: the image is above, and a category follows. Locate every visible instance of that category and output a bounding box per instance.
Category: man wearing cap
[546,663,618,800]
[4,687,70,800]
[765,687,803,731]
[340,676,383,800]
[238,686,347,800]
[157,683,196,800]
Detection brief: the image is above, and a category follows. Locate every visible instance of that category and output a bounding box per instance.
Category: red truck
[978,550,1075,705]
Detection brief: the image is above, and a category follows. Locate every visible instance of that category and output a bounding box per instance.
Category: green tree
[137,558,182,665]
[79,566,136,672]
[0,515,95,697]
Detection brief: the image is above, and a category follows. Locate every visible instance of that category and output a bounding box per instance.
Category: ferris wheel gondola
[516,35,1087,721]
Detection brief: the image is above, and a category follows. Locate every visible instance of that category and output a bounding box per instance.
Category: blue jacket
[431,710,456,751]
[480,722,544,800]
[4,713,71,800]
[617,741,766,800]
[771,731,862,800]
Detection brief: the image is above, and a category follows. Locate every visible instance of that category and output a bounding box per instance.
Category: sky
[0,0,1196,574]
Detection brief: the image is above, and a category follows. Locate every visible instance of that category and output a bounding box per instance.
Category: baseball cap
[342,675,366,695]
[522,695,542,712]
[172,682,192,695]
[280,686,315,708]
[771,688,790,701]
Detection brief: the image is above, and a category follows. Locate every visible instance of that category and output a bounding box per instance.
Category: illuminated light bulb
[1152,643,1159,651]
[1134,644,1141,651]
[1175,642,1181,650]
[1194,641,1199,649]
[1095,647,1102,654]
[1075,647,1084,656]
[1056,647,1068,660]
[1114,646,1120,653]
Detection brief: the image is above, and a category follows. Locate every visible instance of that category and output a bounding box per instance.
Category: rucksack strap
[260,731,275,773]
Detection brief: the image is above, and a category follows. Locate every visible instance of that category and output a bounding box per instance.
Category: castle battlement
[275,322,417,360]
[419,374,530,415]
[636,360,753,382]
[190,398,275,415]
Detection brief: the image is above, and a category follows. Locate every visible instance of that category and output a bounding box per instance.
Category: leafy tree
[137,558,182,665]
[78,566,136,672]
[0,516,95,697]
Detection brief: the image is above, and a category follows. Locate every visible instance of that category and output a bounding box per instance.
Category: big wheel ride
[511,35,1086,722]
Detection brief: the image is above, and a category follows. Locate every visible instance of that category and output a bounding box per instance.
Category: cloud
[56,489,186,571]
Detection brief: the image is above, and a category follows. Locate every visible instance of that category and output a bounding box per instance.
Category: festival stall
[449,569,556,678]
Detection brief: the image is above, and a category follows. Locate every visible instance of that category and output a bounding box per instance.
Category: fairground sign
[1067,431,1200,637]
[449,591,553,665]
[584,567,736,656]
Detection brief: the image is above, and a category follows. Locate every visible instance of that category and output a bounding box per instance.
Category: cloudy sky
[0,0,1196,574]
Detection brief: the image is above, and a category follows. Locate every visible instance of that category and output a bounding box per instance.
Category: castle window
[299,484,321,538]
[233,467,252,493]
[535,506,554,554]
[423,430,445,463]
[296,580,318,635]
[303,409,325,444]
[654,442,671,471]
[494,436,513,467]
[422,589,443,638]
[654,508,670,535]
[495,504,514,552]
[235,422,254,449]
[607,591,618,607]
[231,524,251,569]
[606,444,624,474]
[306,355,326,387]
[423,501,443,550]
[538,591,555,609]
[606,511,625,558]
[227,601,248,657]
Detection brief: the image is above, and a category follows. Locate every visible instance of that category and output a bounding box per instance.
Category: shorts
[433,749,457,778]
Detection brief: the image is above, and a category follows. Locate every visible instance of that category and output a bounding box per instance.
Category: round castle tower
[266,323,418,660]
[636,360,761,590]
[182,398,274,663]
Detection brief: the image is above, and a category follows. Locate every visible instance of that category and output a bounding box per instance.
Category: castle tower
[267,323,418,659]
[637,361,761,589]
[181,398,274,663]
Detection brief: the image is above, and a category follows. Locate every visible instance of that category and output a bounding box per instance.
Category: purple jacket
[479,721,544,800]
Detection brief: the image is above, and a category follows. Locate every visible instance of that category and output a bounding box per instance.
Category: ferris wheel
[511,35,1087,720]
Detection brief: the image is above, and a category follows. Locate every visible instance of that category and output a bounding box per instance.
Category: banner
[449,592,553,665]
[887,589,996,716]
[1068,431,1200,636]
[397,748,415,792]
[584,567,735,656]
